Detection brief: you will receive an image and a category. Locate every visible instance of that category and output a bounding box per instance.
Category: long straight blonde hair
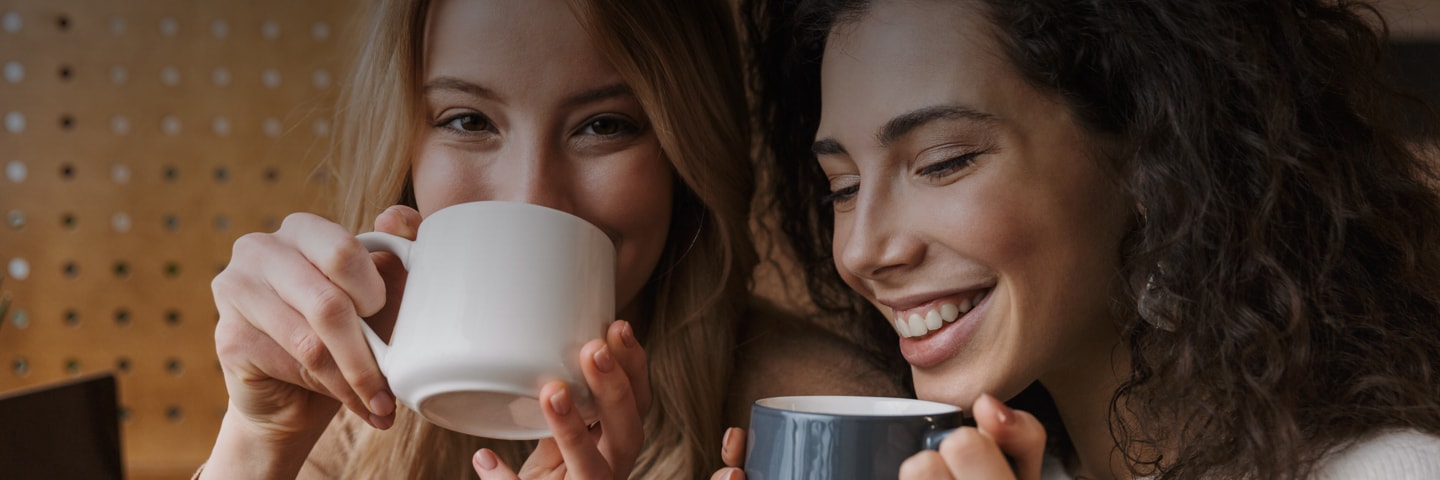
[329,0,757,478]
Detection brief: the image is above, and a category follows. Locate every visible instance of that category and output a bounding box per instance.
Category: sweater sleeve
[1313,429,1440,480]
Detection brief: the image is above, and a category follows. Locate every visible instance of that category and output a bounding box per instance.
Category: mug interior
[756,395,959,416]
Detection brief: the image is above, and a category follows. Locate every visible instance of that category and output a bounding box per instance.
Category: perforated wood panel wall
[0,1,351,478]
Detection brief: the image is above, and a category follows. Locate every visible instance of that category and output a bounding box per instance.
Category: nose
[836,191,924,281]
[486,139,575,214]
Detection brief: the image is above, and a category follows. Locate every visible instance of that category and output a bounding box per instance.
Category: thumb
[374,205,422,240]
[971,393,1047,480]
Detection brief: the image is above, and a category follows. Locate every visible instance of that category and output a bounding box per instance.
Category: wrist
[202,405,328,480]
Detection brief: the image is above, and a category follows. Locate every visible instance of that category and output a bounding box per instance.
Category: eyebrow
[423,76,634,109]
[811,104,997,156]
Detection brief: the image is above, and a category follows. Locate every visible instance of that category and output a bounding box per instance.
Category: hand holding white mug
[206,205,419,477]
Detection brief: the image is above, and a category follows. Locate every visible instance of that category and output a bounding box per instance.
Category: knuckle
[305,286,356,326]
[279,212,320,231]
[290,331,333,372]
[940,427,987,458]
[320,236,370,277]
[230,232,275,259]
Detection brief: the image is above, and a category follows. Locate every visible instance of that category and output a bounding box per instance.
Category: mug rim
[425,200,614,249]
[754,395,961,418]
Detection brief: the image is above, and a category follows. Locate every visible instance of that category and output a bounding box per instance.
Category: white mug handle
[355,231,414,366]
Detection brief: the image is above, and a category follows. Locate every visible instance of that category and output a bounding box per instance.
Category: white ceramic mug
[356,201,615,440]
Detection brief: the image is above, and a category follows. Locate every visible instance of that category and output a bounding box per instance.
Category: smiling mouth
[892,288,991,338]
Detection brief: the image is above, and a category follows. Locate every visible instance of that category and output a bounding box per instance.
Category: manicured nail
[369,390,395,416]
[986,394,1013,425]
[549,388,572,416]
[725,468,741,480]
[474,449,498,470]
[722,427,734,457]
[620,321,637,348]
[594,345,616,372]
[369,413,394,430]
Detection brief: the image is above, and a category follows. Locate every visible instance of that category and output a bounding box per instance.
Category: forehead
[424,0,620,89]
[818,0,1011,136]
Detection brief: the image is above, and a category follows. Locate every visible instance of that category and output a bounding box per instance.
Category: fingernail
[369,413,394,430]
[987,394,1014,425]
[722,428,734,457]
[474,449,498,470]
[594,345,616,372]
[725,468,741,480]
[620,321,638,348]
[369,390,395,417]
[549,388,572,416]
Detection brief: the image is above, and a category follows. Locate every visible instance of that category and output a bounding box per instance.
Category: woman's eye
[581,116,637,136]
[822,184,859,208]
[918,151,981,178]
[439,113,492,133]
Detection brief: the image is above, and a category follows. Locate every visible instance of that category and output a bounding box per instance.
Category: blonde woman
[201,0,903,478]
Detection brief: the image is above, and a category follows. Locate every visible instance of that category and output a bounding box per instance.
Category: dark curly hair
[744,0,1440,478]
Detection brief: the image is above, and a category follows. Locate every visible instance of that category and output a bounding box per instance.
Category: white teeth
[940,303,959,322]
[924,309,942,330]
[907,314,926,337]
[895,317,912,337]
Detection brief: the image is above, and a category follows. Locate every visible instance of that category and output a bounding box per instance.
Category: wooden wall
[0,1,352,478]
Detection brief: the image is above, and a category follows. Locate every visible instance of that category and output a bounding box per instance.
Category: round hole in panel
[12,357,28,376]
[161,115,181,136]
[63,309,79,327]
[164,261,182,278]
[164,309,181,326]
[212,117,231,136]
[166,405,183,422]
[213,166,228,182]
[311,21,330,41]
[262,216,278,231]
[159,16,178,37]
[62,261,79,278]
[110,65,127,85]
[111,164,130,183]
[64,357,80,375]
[162,165,179,182]
[114,308,131,326]
[165,358,183,375]
[108,16,124,35]
[110,115,130,135]
[58,64,72,81]
[262,117,282,138]
[112,261,129,279]
[3,61,22,83]
[2,12,21,33]
[262,166,279,183]
[7,210,23,229]
[213,214,229,231]
[5,160,25,182]
[210,19,228,39]
[261,68,281,88]
[312,69,330,89]
[59,114,75,131]
[160,66,180,86]
[116,356,131,373]
[261,19,280,40]
[163,214,180,231]
[111,212,131,233]
[60,212,76,229]
[55,14,69,32]
[5,111,25,133]
[212,67,231,87]
[59,162,75,180]
[11,309,28,329]
[7,257,29,280]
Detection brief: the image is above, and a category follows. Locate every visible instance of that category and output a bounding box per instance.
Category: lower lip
[896,291,990,368]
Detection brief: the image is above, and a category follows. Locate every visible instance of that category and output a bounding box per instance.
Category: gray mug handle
[924,428,956,451]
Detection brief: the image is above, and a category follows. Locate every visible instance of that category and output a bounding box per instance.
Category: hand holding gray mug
[743,396,964,480]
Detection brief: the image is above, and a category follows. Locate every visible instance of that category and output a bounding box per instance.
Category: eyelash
[433,113,641,138]
[822,184,859,206]
[435,113,494,135]
[821,151,985,208]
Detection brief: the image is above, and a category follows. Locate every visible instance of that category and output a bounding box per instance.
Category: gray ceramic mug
[744,395,964,480]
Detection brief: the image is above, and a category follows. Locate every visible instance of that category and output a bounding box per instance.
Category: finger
[721,427,746,468]
[899,451,956,480]
[606,320,651,415]
[542,381,612,477]
[936,427,1015,479]
[276,213,388,317]
[709,467,746,480]
[373,205,423,240]
[972,393,1046,480]
[247,234,395,425]
[472,448,521,480]
[581,340,643,473]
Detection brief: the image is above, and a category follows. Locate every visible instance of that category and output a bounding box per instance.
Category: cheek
[582,148,674,309]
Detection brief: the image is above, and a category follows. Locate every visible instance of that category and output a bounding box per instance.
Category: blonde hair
[330,0,756,478]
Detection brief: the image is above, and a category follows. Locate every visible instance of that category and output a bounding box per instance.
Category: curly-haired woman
[725,0,1440,478]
